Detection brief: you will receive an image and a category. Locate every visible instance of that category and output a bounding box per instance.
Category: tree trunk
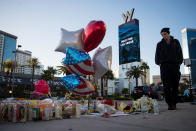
[93,76,98,97]
[106,78,108,97]
[10,71,13,97]
[52,80,54,97]
[101,77,104,97]
[144,70,147,85]
[31,67,35,98]
[6,71,9,97]
[136,78,138,87]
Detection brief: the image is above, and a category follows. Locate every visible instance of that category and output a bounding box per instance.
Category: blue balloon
[62,74,81,91]
[62,47,90,65]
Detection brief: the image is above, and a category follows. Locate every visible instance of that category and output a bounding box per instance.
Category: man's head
[161,28,170,41]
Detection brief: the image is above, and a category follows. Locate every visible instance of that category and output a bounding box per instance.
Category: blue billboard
[185,29,196,87]
[119,19,140,65]
[190,38,196,87]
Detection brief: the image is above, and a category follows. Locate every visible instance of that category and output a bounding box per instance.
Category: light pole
[12,45,22,97]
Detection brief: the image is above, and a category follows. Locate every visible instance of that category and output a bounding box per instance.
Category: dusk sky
[0,0,196,83]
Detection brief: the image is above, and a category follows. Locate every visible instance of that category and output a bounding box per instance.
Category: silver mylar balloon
[92,46,112,79]
[55,28,85,53]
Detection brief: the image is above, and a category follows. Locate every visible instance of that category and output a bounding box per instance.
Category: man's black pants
[160,63,181,105]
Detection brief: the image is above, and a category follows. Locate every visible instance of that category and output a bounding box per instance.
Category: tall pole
[12,45,21,97]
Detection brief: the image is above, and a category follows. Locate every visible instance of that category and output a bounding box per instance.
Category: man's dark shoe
[168,105,172,110]
[168,104,176,110]
[172,104,176,110]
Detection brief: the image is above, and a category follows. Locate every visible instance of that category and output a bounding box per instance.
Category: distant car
[133,86,144,94]
[132,86,145,99]
[190,88,196,99]
[132,86,158,100]
[191,88,196,95]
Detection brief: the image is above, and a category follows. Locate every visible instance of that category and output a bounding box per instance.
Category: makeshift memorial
[8,103,14,122]
[18,103,27,122]
[141,95,148,115]
[153,99,159,115]
[101,112,110,118]
[55,101,62,119]
[1,104,8,121]
[76,104,81,118]
[32,105,40,121]
[119,102,128,112]
[43,104,50,120]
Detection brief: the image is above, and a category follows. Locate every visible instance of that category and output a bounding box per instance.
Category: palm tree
[40,70,52,81]
[101,69,114,97]
[3,59,15,77]
[28,57,40,89]
[2,59,15,97]
[122,88,129,96]
[56,63,72,76]
[41,66,57,96]
[126,65,144,87]
[47,66,57,80]
[140,62,149,85]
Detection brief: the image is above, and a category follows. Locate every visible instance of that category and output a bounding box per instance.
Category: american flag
[63,47,94,76]
[62,74,81,91]
[72,76,95,96]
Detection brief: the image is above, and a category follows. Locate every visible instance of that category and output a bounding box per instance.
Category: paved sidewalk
[0,102,196,131]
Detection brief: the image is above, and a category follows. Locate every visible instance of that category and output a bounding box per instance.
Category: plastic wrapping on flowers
[132,97,154,112]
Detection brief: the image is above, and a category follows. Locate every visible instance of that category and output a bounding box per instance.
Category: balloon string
[92,75,98,97]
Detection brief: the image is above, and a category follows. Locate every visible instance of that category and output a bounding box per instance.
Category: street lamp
[11,44,22,97]
[9,90,12,94]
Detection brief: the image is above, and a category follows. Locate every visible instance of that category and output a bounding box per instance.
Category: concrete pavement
[0,101,196,131]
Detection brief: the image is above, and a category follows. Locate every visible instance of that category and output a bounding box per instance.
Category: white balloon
[93,46,112,79]
[55,28,85,53]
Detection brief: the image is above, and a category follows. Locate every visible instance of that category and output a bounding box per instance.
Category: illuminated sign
[119,19,140,65]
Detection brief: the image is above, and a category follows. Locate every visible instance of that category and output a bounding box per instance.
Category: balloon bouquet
[55,20,112,96]
[33,80,50,98]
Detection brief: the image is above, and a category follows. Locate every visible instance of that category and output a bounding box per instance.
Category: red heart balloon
[83,21,106,52]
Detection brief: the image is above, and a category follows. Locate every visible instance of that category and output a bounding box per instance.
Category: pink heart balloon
[83,20,106,52]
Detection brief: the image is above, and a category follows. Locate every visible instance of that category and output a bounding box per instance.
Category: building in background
[15,49,44,75]
[152,74,189,86]
[118,18,142,93]
[0,30,17,71]
[0,30,44,75]
[15,49,31,74]
[181,28,196,87]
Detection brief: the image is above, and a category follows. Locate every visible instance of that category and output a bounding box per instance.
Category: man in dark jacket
[155,28,183,110]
